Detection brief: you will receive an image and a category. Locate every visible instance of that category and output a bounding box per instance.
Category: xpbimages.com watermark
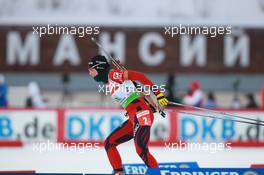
[98,84,166,96]
[32,140,100,153]
[32,24,100,37]
[164,24,232,38]
[164,140,232,153]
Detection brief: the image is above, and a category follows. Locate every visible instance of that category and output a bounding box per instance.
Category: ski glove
[156,92,169,106]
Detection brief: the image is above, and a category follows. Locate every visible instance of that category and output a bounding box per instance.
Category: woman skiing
[88,55,168,174]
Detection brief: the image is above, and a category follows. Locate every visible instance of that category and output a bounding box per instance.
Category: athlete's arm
[125,70,159,94]
[125,70,169,106]
[109,69,168,106]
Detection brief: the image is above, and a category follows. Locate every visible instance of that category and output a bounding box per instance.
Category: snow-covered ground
[0,142,263,174]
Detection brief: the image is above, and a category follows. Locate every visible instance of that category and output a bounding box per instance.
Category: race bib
[136,110,152,126]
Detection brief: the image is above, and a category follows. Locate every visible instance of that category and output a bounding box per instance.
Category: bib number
[136,110,152,126]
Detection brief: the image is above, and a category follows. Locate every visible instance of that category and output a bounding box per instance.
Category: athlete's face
[88,68,98,77]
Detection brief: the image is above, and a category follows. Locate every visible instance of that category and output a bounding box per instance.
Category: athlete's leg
[133,111,159,168]
[104,120,133,172]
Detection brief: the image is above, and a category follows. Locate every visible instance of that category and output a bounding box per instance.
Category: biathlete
[88,55,169,174]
